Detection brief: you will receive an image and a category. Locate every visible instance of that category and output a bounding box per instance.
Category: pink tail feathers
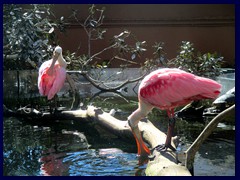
[196,76,222,99]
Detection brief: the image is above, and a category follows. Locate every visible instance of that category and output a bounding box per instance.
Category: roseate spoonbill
[38,46,67,102]
[127,68,221,157]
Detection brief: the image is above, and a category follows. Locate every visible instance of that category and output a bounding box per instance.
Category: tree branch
[83,43,118,66]
[67,70,147,92]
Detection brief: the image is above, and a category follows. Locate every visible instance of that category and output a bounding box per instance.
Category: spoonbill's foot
[148,154,156,161]
[154,143,176,152]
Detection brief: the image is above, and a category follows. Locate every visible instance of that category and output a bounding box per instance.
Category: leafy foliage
[167,41,224,77]
[3,4,62,70]
[143,42,166,71]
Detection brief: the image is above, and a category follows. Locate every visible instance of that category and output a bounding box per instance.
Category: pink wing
[38,60,66,100]
[38,60,54,96]
[47,67,66,100]
[139,68,221,110]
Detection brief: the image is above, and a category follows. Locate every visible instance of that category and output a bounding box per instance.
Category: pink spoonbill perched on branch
[38,46,67,103]
[127,68,222,157]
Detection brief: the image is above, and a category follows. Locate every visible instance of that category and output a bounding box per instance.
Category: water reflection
[194,139,235,176]
[40,148,145,176]
[3,116,144,176]
[40,148,69,176]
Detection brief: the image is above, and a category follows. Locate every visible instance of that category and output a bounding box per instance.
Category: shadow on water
[3,70,235,176]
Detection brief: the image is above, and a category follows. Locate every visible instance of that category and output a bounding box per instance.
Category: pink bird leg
[128,68,221,157]
[38,46,67,101]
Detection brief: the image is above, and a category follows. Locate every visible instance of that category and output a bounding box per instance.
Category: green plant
[168,41,223,77]
[143,42,166,71]
[3,4,63,70]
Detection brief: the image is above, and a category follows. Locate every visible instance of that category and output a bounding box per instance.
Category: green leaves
[172,41,223,77]
[3,4,59,70]
[143,41,166,70]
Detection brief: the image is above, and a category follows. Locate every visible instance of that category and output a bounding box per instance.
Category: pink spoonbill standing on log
[127,68,222,157]
[38,46,67,105]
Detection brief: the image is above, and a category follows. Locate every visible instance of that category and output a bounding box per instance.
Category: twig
[83,43,117,66]
[113,56,138,65]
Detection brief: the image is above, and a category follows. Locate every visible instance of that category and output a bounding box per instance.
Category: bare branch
[113,56,138,65]
[84,43,118,66]
[4,54,19,60]
[82,72,146,91]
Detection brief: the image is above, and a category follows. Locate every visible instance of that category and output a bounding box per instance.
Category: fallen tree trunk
[3,104,191,176]
[4,103,234,176]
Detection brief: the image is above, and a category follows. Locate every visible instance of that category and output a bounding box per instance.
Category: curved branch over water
[67,70,146,92]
